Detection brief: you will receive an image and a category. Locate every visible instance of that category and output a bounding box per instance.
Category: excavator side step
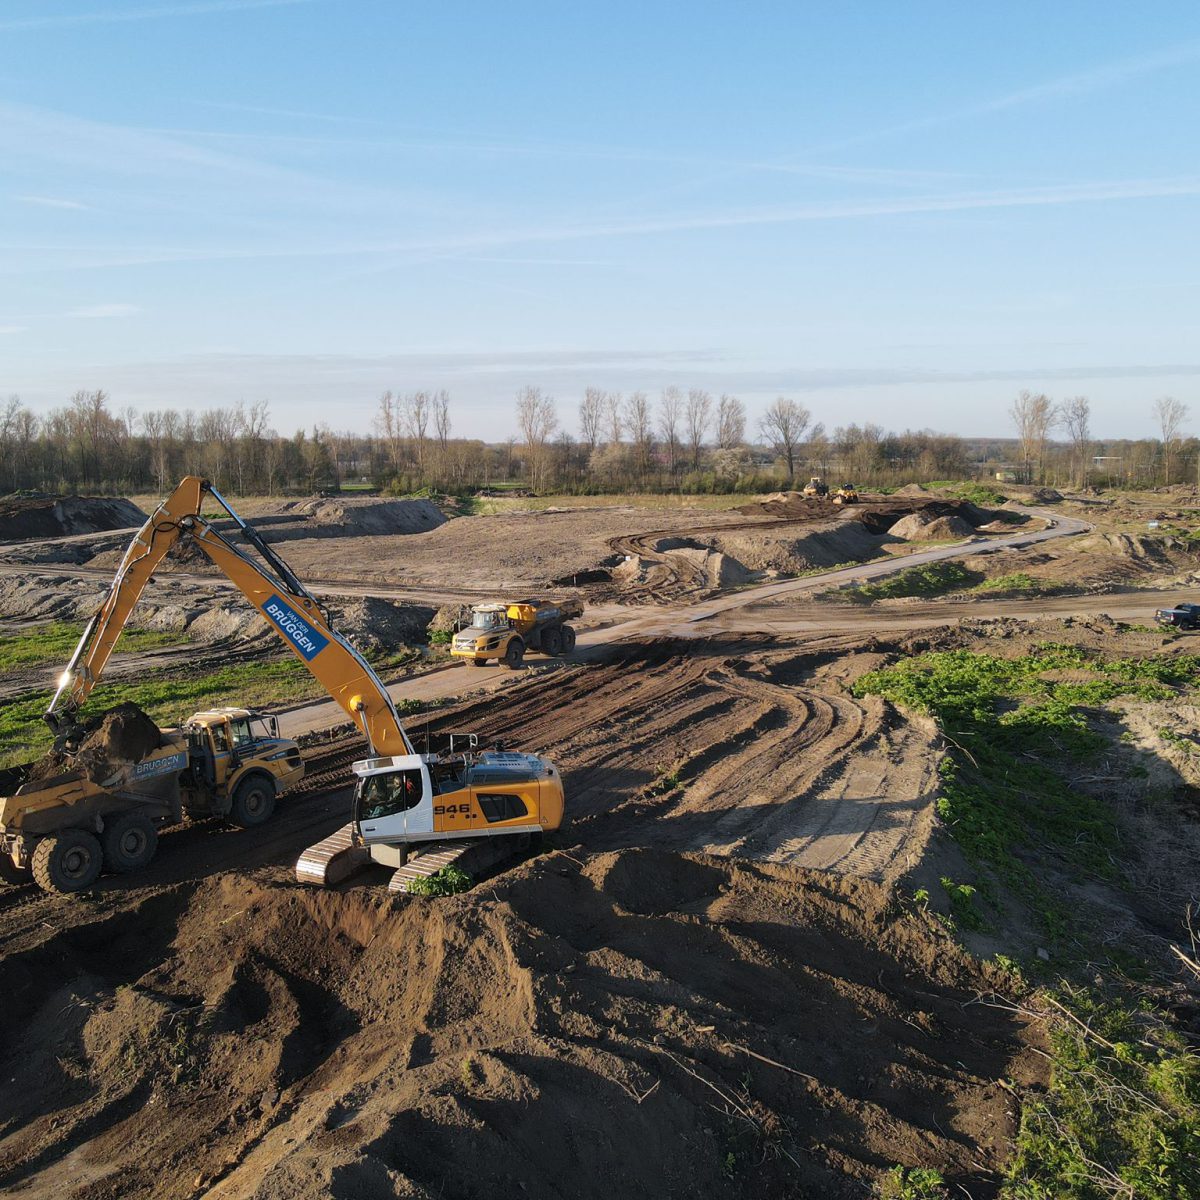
[388,836,520,894]
[295,822,372,886]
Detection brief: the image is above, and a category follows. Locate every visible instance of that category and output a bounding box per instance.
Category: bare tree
[657,387,683,475]
[1154,396,1188,485]
[624,391,653,479]
[516,387,558,491]
[1059,396,1091,489]
[403,391,431,474]
[686,389,712,471]
[604,392,623,446]
[759,397,811,481]
[1010,390,1057,483]
[716,393,745,450]
[579,388,603,454]
[433,391,451,482]
[375,391,403,474]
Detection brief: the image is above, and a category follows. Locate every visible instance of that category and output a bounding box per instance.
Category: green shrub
[841,561,980,604]
[404,866,473,897]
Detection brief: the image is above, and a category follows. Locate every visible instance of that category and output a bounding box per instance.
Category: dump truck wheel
[32,830,103,894]
[229,775,276,828]
[0,852,31,886]
[102,812,158,873]
[503,638,525,669]
[472,657,487,667]
[560,625,577,654]
[542,625,562,655]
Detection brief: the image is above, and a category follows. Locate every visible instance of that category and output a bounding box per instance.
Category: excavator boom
[47,477,412,757]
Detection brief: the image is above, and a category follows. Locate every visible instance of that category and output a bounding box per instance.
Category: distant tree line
[0,387,1194,498]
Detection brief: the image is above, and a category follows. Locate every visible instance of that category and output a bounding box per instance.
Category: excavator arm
[46,476,413,757]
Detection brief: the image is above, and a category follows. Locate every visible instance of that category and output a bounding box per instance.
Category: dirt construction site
[1,485,1199,1198]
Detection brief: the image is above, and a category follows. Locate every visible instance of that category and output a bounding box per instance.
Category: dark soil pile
[0,495,146,542]
[331,597,437,652]
[27,702,164,785]
[0,850,1044,1199]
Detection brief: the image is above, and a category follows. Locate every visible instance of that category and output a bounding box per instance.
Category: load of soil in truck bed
[25,702,164,785]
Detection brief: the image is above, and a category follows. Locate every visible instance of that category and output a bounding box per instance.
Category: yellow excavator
[0,477,564,894]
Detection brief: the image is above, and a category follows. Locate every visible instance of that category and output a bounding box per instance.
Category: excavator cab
[353,757,434,844]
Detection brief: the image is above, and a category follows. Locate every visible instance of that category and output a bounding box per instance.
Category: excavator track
[386,835,520,893]
[294,822,371,886]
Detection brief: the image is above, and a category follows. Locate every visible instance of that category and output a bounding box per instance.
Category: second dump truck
[450,599,583,668]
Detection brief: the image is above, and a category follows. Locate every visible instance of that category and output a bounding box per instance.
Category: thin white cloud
[984,39,1200,112]
[0,325,25,335]
[68,303,141,318]
[17,195,90,210]
[4,174,1198,276]
[0,0,313,32]
[815,39,1200,154]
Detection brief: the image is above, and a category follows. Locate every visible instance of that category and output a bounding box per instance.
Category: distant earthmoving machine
[0,476,565,895]
[450,599,583,668]
[801,477,829,498]
[832,484,860,505]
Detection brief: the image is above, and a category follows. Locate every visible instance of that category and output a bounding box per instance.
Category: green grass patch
[853,645,1200,889]
[1005,986,1200,1200]
[971,572,1067,597]
[0,621,179,670]
[928,480,1009,506]
[1,638,422,768]
[839,560,981,603]
[0,656,328,768]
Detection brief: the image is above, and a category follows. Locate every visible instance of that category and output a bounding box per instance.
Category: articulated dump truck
[1,706,303,892]
[450,598,583,668]
[0,476,565,895]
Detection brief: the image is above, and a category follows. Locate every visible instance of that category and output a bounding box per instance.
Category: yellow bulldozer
[832,484,860,505]
[450,599,583,668]
[801,476,828,498]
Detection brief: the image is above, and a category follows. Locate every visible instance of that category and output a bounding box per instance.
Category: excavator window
[478,793,528,823]
[358,769,424,819]
[431,762,464,794]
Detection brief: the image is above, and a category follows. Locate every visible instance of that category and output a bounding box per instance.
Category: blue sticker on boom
[263,595,329,660]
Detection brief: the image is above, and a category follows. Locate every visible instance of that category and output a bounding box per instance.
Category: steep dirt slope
[0,855,1041,1200]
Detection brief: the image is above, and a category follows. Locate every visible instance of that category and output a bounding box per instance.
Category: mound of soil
[891,483,934,497]
[0,495,146,543]
[0,852,1044,1199]
[331,597,436,651]
[888,512,974,540]
[717,522,886,574]
[290,496,446,536]
[28,702,163,785]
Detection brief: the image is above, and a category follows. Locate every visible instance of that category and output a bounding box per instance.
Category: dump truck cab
[181,707,304,817]
[451,598,582,668]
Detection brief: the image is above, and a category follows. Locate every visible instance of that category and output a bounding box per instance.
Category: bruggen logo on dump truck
[263,595,329,660]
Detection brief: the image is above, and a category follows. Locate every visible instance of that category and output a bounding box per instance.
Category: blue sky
[1,1,1198,440]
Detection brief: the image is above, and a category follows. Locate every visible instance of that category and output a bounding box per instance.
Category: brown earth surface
[0,632,1049,1200]
[4,490,1199,1198]
[0,496,146,543]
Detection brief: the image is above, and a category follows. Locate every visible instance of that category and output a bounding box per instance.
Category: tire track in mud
[421,637,939,883]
